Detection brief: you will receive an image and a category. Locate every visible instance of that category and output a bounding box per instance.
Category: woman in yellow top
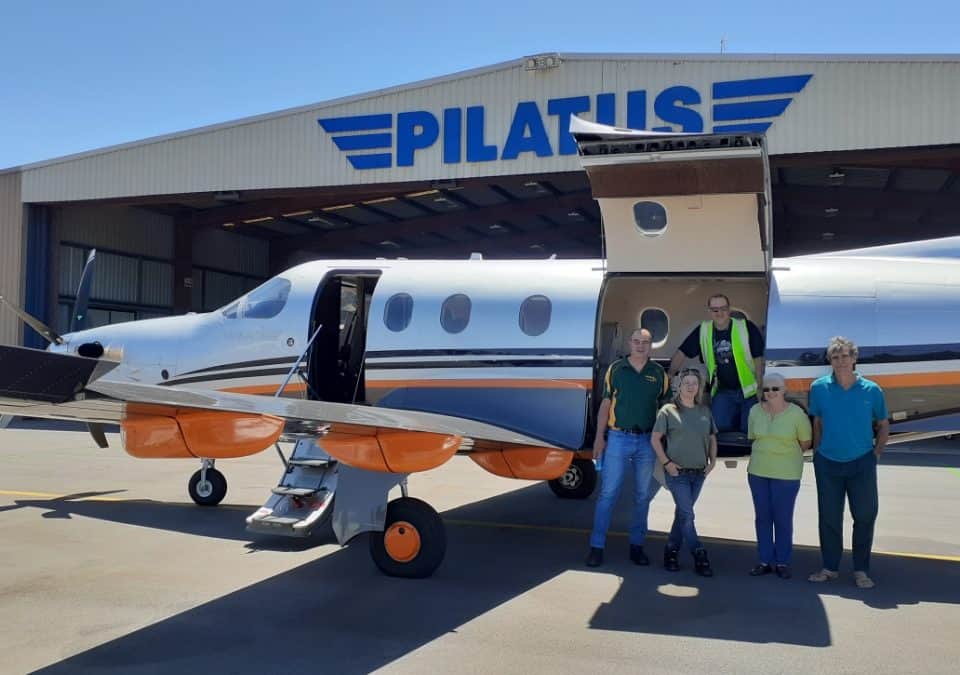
[747,372,812,579]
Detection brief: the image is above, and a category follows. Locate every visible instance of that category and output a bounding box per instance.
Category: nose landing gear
[188,458,228,506]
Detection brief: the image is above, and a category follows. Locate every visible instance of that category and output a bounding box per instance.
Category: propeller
[70,249,96,332]
[0,249,107,447]
[0,249,97,345]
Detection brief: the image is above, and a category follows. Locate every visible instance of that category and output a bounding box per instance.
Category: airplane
[1,117,958,579]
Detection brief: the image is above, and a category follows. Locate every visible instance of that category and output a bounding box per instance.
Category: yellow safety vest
[699,318,758,398]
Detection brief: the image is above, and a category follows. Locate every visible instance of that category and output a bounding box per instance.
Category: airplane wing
[0,344,554,450]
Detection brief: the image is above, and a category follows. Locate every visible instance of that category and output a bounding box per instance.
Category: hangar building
[1,53,958,347]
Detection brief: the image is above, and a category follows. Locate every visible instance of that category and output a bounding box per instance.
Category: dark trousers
[711,389,757,433]
[748,474,801,566]
[813,451,879,572]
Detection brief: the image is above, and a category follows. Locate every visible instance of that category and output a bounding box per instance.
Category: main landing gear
[548,457,597,499]
[369,496,447,579]
[188,458,228,506]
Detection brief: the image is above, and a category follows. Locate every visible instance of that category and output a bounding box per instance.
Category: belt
[677,467,706,475]
[610,427,651,435]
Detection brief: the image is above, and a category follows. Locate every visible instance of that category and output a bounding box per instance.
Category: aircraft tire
[369,497,446,578]
[188,468,228,506]
[548,458,596,499]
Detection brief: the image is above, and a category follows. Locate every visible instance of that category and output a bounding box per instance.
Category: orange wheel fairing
[384,520,421,563]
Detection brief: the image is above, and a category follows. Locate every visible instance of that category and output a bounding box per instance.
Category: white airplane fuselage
[50,249,960,451]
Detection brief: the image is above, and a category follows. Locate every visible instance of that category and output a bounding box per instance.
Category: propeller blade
[71,249,97,333]
[87,422,109,448]
[0,294,63,345]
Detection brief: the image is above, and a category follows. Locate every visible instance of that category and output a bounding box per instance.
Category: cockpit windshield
[221,277,292,319]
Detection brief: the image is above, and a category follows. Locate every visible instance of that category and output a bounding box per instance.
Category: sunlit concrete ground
[0,421,958,674]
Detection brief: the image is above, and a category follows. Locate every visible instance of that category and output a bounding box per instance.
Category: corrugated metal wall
[58,204,173,258]
[0,171,24,345]
[18,56,960,202]
[192,228,268,276]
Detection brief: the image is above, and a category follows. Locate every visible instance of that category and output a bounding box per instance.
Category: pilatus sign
[318,74,813,170]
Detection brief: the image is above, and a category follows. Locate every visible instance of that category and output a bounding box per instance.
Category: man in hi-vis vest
[669,293,765,433]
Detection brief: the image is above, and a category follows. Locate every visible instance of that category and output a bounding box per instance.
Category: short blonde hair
[826,336,859,362]
[673,368,705,406]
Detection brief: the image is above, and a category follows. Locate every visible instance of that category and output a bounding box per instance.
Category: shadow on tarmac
[25,482,960,674]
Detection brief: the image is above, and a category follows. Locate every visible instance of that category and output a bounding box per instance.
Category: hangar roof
[8,53,960,205]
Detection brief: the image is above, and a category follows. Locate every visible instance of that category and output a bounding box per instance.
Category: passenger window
[243,278,292,319]
[519,295,551,336]
[384,293,414,332]
[440,293,471,334]
[633,201,667,236]
[639,308,669,348]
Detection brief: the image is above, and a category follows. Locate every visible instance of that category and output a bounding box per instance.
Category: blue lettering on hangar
[318,74,812,170]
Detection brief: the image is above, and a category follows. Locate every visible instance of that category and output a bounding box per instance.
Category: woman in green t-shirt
[746,372,812,579]
[652,368,718,577]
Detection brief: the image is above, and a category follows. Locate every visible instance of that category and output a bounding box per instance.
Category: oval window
[383,293,414,332]
[633,201,667,236]
[440,294,471,334]
[639,308,669,348]
[519,295,551,336]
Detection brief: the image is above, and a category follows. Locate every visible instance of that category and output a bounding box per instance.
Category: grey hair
[673,368,705,406]
[826,336,859,361]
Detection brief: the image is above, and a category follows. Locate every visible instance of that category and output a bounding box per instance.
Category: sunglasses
[762,387,782,393]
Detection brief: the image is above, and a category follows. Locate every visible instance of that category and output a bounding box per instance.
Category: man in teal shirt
[807,336,889,589]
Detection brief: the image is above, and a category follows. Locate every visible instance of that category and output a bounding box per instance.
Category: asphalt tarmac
[0,421,958,674]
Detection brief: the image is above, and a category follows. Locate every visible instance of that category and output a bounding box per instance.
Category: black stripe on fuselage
[160,366,303,387]
[766,343,960,367]
[367,359,592,370]
[178,356,299,377]
[365,348,594,359]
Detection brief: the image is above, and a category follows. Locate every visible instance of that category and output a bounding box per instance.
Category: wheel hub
[196,480,214,498]
[383,520,421,563]
[558,465,583,489]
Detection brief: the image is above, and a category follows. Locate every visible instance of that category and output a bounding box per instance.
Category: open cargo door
[571,117,772,275]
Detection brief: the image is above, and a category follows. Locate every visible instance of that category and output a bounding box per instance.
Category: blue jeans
[665,471,706,553]
[748,474,801,565]
[589,430,656,549]
[814,451,879,572]
[711,389,756,433]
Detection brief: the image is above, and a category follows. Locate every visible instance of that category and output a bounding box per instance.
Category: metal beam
[283,191,592,254]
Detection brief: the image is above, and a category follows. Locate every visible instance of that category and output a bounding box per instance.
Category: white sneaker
[853,571,875,589]
[808,568,839,582]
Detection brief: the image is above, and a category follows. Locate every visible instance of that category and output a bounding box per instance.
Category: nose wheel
[548,457,597,499]
[369,497,446,578]
[188,459,228,506]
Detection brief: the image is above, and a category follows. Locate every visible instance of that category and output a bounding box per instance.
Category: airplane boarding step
[246,438,338,538]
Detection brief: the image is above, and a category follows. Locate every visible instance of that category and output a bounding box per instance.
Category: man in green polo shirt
[808,336,889,589]
[586,328,669,567]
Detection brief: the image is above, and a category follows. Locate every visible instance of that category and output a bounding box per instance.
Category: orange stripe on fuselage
[366,378,591,390]
[785,371,960,393]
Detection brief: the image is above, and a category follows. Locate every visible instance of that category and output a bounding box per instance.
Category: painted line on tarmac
[445,518,960,563]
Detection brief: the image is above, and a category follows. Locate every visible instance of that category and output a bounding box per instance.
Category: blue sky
[0,0,956,168]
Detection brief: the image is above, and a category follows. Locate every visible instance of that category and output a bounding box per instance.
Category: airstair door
[571,117,772,276]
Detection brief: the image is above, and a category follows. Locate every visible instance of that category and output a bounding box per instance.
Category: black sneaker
[749,563,773,576]
[664,546,680,572]
[629,545,650,566]
[775,564,792,579]
[585,547,604,567]
[693,548,714,577]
